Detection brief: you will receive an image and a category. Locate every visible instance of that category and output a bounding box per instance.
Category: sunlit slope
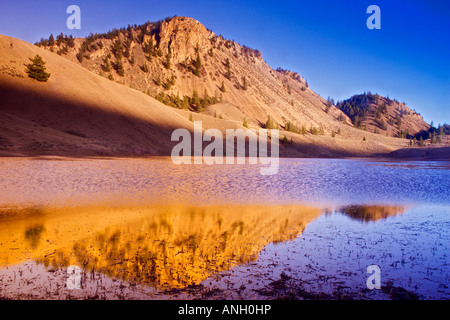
[0,35,196,156]
[0,29,412,157]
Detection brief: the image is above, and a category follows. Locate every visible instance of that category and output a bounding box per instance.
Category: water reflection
[24,224,46,250]
[336,205,407,222]
[0,204,321,289]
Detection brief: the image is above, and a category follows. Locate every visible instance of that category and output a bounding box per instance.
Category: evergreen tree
[164,51,171,69]
[163,74,175,90]
[56,33,64,46]
[67,35,75,48]
[48,34,55,46]
[191,90,201,111]
[220,81,226,93]
[112,39,122,59]
[140,63,149,73]
[265,116,274,129]
[354,115,362,129]
[301,124,307,135]
[25,54,51,82]
[326,96,333,113]
[114,59,125,76]
[242,76,248,90]
[224,58,231,80]
[101,58,111,72]
[193,53,202,76]
[201,89,209,107]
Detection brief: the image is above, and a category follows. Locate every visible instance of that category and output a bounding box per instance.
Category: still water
[0,157,448,299]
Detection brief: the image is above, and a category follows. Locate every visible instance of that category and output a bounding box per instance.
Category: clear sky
[1,0,449,125]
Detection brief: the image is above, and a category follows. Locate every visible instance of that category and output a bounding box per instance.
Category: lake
[0,157,448,299]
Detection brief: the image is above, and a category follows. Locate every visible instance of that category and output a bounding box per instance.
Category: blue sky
[1,0,449,124]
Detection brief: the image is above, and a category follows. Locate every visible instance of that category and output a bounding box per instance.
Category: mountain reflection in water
[0,204,321,289]
[335,205,407,222]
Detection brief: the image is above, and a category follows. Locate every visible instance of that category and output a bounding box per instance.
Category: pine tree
[164,52,171,69]
[56,33,64,46]
[140,63,149,73]
[326,96,333,113]
[191,90,201,111]
[114,59,124,76]
[265,116,274,129]
[101,58,111,72]
[242,76,248,90]
[224,58,231,80]
[193,53,202,76]
[112,39,122,59]
[25,54,51,82]
[67,35,75,48]
[48,34,55,46]
[301,124,307,135]
[220,81,226,93]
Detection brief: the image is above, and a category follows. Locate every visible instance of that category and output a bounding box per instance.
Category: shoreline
[0,146,449,161]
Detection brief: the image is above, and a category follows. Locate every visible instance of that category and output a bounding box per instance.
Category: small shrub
[265,116,275,129]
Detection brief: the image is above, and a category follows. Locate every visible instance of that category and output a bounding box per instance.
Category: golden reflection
[0,204,321,289]
[337,204,407,222]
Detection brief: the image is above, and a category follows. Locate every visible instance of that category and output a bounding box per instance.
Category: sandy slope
[0,34,197,156]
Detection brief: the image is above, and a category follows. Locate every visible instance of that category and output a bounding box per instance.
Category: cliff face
[158,16,213,64]
[37,16,351,132]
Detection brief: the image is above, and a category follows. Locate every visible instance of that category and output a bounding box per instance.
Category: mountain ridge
[36,16,430,137]
[0,16,444,158]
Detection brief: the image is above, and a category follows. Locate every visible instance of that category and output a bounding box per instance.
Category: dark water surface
[0,157,448,299]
